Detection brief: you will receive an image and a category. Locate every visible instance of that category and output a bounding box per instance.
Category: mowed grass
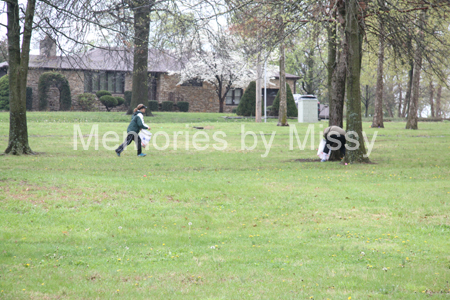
[0,112,449,299]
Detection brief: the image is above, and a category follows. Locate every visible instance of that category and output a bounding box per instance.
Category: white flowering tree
[170,35,255,113]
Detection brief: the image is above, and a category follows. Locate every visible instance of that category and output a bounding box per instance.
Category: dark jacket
[127,111,149,133]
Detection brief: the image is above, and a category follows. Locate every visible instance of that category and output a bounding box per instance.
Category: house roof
[273,72,301,80]
[0,48,183,73]
[0,48,301,80]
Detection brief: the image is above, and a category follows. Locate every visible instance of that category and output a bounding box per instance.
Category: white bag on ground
[139,129,152,148]
[317,139,329,161]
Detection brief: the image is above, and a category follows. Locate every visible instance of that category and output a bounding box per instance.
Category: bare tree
[406,10,426,130]
[436,84,442,117]
[344,0,369,163]
[4,0,36,155]
[361,84,373,118]
[429,81,435,118]
[127,0,154,115]
[372,18,385,128]
[278,39,288,126]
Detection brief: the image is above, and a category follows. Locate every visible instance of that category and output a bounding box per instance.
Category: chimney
[39,36,56,57]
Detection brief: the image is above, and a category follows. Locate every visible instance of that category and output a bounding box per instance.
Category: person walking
[115,104,150,157]
[321,125,346,162]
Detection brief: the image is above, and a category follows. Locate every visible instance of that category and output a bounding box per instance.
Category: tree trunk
[219,98,224,113]
[277,41,288,126]
[372,22,384,128]
[5,0,36,155]
[397,83,402,118]
[327,23,336,105]
[429,81,434,118]
[364,85,369,118]
[328,20,347,162]
[436,85,442,117]
[329,18,346,129]
[217,75,224,113]
[402,57,414,118]
[304,49,314,94]
[255,52,262,122]
[344,0,369,163]
[127,0,151,115]
[406,10,425,130]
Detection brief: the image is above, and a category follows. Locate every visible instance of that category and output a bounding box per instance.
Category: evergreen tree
[271,83,298,117]
[236,81,258,116]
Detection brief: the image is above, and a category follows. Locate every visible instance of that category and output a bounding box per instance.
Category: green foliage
[161,101,173,112]
[77,93,97,111]
[231,108,237,114]
[148,100,159,112]
[95,90,111,99]
[26,87,33,111]
[270,84,298,117]
[99,95,118,112]
[0,75,9,110]
[177,101,189,112]
[124,91,132,107]
[236,81,258,116]
[115,97,125,106]
[38,72,72,111]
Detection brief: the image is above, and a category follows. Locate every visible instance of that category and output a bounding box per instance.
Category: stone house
[0,38,300,112]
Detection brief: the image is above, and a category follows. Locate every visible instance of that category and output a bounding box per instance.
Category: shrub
[270,84,298,117]
[95,90,111,99]
[77,93,97,111]
[231,108,237,114]
[161,101,173,112]
[148,100,159,112]
[115,97,125,106]
[124,91,132,107]
[177,101,189,112]
[236,81,263,116]
[0,75,9,110]
[26,87,33,111]
[99,95,118,112]
[38,72,71,110]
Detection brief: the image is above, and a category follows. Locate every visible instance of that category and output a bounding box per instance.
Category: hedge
[161,101,173,112]
[177,101,189,112]
[95,90,111,99]
[77,93,97,111]
[99,95,118,112]
[148,100,159,112]
[115,97,125,106]
[0,75,9,110]
[38,72,71,111]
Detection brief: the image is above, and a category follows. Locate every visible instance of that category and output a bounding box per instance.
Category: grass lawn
[0,111,449,299]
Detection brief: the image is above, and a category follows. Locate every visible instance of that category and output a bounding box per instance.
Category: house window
[84,71,125,94]
[181,78,203,87]
[225,88,242,105]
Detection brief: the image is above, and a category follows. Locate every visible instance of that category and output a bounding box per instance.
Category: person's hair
[133,104,145,113]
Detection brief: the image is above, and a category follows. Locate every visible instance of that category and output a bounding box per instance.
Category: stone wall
[26,69,129,112]
[26,68,297,113]
[158,74,235,113]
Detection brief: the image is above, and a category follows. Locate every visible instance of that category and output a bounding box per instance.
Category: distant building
[319,104,329,119]
[0,38,299,112]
